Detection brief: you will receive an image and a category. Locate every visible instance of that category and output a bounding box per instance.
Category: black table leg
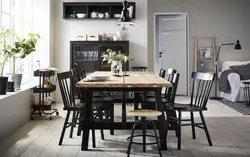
[122,91,127,123]
[155,88,167,150]
[81,88,93,151]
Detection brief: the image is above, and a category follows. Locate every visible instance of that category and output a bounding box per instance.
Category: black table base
[79,87,168,151]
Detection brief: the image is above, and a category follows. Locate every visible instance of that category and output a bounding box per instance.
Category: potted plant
[0,28,17,94]
[101,49,133,75]
[11,33,40,90]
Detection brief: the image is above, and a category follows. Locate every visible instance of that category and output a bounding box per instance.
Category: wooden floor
[0,97,250,157]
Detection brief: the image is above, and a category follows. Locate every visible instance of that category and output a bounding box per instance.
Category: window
[0,0,33,83]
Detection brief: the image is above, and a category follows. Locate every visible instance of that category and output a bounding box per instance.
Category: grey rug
[218,100,250,115]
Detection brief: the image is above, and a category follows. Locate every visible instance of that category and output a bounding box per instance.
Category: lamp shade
[235,40,241,50]
[119,0,132,22]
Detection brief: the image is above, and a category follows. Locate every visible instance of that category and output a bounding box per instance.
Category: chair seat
[64,102,103,111]
[143,97,169,103]
[165,103,207,111]
[92,96,113,102]
[93,91,110,97]
[127,109,162,117]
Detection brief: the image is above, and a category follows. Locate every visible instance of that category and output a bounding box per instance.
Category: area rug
[218,100,250,115]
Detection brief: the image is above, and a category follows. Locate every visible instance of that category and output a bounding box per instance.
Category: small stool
[243,81,250,106]
[126,109,162,157]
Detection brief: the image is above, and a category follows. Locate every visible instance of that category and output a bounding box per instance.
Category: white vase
[111,61,123,74]
[116,31,123,41]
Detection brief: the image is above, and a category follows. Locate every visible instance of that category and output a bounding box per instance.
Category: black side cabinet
[70,41,129,74]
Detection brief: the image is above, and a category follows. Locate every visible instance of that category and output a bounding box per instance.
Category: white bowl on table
[76,13,87,18]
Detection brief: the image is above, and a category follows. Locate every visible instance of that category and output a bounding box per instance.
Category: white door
[157,14,188,95]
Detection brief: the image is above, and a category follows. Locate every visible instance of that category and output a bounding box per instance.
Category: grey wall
[0,90,33,141]
[147,0,250,74]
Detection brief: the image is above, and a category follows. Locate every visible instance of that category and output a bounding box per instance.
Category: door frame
[154,13,190,96]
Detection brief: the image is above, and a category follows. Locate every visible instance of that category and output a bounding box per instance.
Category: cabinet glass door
[72,44,99,74]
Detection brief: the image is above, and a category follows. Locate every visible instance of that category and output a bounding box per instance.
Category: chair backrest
[131,66,147,72]
[166,68,177,82]
[57,71,76,109]
[159,69,166,78]
[73,62,86,81]
[165,73,180,103]
[190,72,215,108]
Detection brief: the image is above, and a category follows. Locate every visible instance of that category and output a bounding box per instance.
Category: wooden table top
[76,71,172,88]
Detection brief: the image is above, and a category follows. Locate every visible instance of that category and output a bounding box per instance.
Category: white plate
[88,75,110,81]
[113,14,121,18]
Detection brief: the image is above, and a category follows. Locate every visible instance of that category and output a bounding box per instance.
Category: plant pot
[7,81,15,92]
[0,77,8,94]
[14,74,22,90]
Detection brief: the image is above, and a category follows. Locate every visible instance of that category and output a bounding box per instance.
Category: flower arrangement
[101,49,133,63]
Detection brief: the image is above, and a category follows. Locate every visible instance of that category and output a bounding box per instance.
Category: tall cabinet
[70,41,129,74]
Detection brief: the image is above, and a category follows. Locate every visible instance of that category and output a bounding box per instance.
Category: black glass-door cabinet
[70,41,129,75]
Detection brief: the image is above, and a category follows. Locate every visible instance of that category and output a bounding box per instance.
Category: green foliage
[0,28,17,76]
[14,33,40,59]
[0,28,40,76]
[101,49,133,64]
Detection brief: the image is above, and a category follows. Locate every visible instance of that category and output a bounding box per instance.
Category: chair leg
[77,110,84,136]
[134,93,141,120]
[127,122,139,157]
[142,117,147,153]
[92,129,96,148]
[110,103,114,135]
[74,110,80,127]
[200,111,213,146]
[99,110,105,140]
[59,111,70,145]
[190,111,196,139]
[149,121,162,157]
[166,110,170,137]
[178,111,182,150]
[70,111,76,138]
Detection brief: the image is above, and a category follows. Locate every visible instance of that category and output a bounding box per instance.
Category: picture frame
[200,48,213,59]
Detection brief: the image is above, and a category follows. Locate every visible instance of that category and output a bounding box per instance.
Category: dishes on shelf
[76,13,87,18]
[74,51,98,60]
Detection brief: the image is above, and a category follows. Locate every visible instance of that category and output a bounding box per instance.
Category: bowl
[76,13,87,18]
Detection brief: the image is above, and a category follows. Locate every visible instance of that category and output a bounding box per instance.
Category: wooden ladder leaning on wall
[193,36,216,96]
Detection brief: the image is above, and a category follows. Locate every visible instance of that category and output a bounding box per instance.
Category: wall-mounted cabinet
[63,2,136,20]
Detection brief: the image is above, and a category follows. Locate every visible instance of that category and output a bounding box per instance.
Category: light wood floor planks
[0,97,250,157]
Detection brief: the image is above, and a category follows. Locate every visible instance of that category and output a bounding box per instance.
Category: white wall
[147,0,250,72]
[53,0,147,102]
[33,0,53,69]
[0,90,33,141]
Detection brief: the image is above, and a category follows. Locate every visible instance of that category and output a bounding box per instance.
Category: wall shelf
[63,2,136,20]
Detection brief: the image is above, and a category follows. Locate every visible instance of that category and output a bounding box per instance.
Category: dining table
[76,71,172,151]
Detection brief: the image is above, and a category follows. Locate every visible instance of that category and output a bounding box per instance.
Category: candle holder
[122,61,129,76]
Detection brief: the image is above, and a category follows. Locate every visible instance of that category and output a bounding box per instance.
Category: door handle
[159,52,163,57]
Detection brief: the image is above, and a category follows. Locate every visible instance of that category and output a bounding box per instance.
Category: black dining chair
[145,68,177,98]
[165,72,214,150]
[57,71,104,147]
[71,67,115,137]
